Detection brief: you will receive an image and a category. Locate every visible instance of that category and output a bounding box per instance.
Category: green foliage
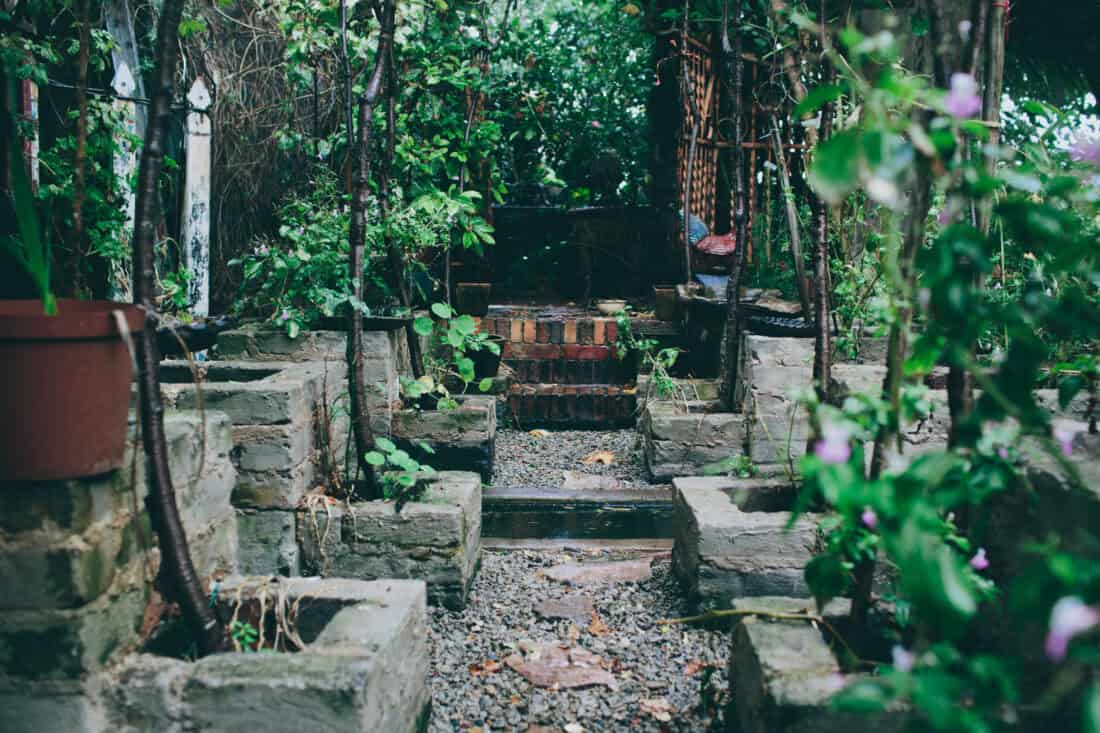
[415,302,499,391]
[789,12,1100,732]
[2,108,54,314]
[614,309,681,400]
[363,436,436,500]
[230,621,259,652]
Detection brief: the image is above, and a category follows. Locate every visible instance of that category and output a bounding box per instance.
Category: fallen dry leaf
[581,450,616,465]
[504,643,617,689]
[640,697,675,723]
[468,659,502,677]
[529,429,551,438]
[588,613,611,636]
[684,660,714,676]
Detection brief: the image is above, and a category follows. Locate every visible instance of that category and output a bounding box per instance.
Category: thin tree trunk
[132,0,224,656]
[347,0,394,489]
[70,0,91,296]
[718,0,747,409]
[771,117,812,318]
[379,40,425,378]
[769,0,817,150]
[811,54,836,410]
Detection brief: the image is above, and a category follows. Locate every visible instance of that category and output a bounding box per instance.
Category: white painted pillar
[20,76,39,193]
[110,61,138,302]
[181,77,212,317]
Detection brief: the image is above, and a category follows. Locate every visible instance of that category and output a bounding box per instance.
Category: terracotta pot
[455,283,492,317]
[0,299,145,481]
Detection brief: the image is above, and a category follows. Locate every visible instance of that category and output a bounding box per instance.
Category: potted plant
[0,144,143,481]
[415,303,504,384]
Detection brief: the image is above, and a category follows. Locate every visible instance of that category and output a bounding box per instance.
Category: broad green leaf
[832,679,891,713]
[431,302,453,319]
[1059,375,1085,409]
[453,314,477,336]
[805,553,849,610]
[413,316,434,336]
[794,84,844,119]
[808,129,861,205]
[364,451,386,467]
[478,378,494,392]
[375,437,397,453]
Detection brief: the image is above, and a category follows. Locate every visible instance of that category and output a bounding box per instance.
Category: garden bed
[107,577,429,733]
[298,471,482,610]
[392,396,496,483]
[671,477,820,611]
[727,596,910,733]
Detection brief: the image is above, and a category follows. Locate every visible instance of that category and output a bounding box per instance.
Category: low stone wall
[299,471,482,610]
[2,577,430,733]
[727,596,910,733]
[671,477,820,611]
[215,323,406,431]
[0,411,239,731]
[392,396,496,482]
[157,360,351,576]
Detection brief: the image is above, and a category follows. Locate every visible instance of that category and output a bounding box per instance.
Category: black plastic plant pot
[470,338,505,380]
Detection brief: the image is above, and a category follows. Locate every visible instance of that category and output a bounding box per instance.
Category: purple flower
[1045,597,1100,662]
[997,446,1009,460]
[944,73,982,119]
[280,309,291,322]
[1071,138,1100,167]
[814,422,851,465]
[970,548,989,571]
[260,244,269,255]
[1053,421,1085,457]
[591,120,602,129]
[891,645,916,672]
[861,507,878,530]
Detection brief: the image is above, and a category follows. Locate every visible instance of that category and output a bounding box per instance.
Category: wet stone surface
[428,550,729,732]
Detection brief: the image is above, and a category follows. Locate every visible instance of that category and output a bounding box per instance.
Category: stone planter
[392,396,496,482]
[671,477,820,611]
[728,596,910,733]
[299,471,481,610]
[0,577,430,733]
[156,360,351,577]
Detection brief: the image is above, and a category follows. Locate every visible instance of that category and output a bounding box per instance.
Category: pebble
[428,550,729,732]
[493,429,662,491]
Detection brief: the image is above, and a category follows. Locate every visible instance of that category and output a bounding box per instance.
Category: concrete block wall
[0,411,237,731]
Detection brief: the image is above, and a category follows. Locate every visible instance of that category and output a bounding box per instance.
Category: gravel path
[429,550,729,732]
[492,429,660,491]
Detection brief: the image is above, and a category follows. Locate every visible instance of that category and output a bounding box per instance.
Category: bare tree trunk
[347,0,395,489]
[811,56,836,409]
[132,0,224,656]
[718,0,748,409]
[379,40,425,378]
[771,117,812,318]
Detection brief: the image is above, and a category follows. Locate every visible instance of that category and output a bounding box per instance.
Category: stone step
[482,485,674,540]
[506,384,637,427]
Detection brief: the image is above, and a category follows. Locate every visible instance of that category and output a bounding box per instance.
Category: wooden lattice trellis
[676,33,803,263]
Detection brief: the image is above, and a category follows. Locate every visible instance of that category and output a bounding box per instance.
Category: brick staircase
[478,305,642,427]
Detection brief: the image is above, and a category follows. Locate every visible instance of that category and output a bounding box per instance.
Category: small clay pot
[0,299,145,481]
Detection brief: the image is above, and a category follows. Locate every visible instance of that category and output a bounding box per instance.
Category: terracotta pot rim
[0,299,146,341]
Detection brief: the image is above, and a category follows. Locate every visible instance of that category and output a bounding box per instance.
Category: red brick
[536,322,551,343]
[605,321,619,353]
[593,319,606,345]
[563,320,578,344]
[562,344,611,361]
[503,342,561,360]
[509,319,523,343]
[578,320,594,345]
[523,320,537,343]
